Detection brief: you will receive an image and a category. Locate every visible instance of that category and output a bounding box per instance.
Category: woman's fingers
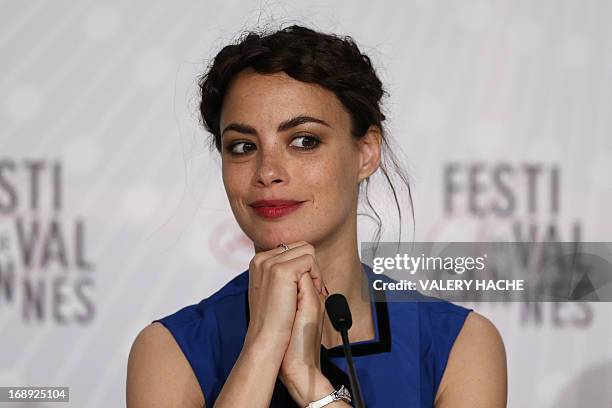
[263,242,324,294]
[249,241,306,288]
[297,267,327,309]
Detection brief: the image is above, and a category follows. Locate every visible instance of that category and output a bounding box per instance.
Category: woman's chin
[251,232,310,251]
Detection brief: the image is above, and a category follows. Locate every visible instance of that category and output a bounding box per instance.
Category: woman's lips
[250,201,305,219]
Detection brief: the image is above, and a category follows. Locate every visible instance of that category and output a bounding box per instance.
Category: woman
[126,25,507,407]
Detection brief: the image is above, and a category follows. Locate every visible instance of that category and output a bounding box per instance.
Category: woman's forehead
[220,70,349,129]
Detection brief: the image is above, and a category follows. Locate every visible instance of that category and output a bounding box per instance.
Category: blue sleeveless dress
[153,262,472,407]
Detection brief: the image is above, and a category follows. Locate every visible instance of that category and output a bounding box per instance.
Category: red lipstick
[249,199,305,219]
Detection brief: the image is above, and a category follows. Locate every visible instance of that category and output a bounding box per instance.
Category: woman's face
[219,68,380,252]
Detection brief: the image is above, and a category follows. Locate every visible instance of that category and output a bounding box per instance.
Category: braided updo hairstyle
[198,24,414,246]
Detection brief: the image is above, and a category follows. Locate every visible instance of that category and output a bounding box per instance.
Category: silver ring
[277,243,289,253]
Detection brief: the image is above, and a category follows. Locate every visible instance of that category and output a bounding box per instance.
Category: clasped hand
[245,241,334,406]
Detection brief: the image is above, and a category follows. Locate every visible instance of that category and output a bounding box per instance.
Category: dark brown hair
[198,24,414,245]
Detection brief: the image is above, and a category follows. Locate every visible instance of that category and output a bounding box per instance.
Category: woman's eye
[290,135,320,150]
[227,141,255,155]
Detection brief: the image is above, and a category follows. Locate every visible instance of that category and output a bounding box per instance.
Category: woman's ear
[357,125,382,183]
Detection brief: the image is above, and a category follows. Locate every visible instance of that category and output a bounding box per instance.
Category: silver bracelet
[305,384,352,408]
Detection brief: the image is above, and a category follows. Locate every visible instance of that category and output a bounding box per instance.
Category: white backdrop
[1,0,611,407]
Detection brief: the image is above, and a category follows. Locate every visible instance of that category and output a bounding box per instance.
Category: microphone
[325,294,366,408]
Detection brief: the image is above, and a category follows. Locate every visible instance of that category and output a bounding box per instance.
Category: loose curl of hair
[198,24,414,248]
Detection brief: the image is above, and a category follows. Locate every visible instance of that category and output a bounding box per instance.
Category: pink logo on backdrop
[208,219,253,270]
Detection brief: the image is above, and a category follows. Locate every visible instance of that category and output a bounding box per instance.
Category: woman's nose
[253,146,287,186]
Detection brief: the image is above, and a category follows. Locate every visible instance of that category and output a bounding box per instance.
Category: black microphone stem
[325,293,367,408]
[340,328,365,408]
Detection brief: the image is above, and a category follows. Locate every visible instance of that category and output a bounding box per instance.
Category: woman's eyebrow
[221,115,332,137]
[278,115,332,132]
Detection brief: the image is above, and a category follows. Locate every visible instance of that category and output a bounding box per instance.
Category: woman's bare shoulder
[126,322,205,408]
[434,311,507,408]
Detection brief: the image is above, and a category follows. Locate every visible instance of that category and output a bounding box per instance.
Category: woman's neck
[313,221,375,349]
